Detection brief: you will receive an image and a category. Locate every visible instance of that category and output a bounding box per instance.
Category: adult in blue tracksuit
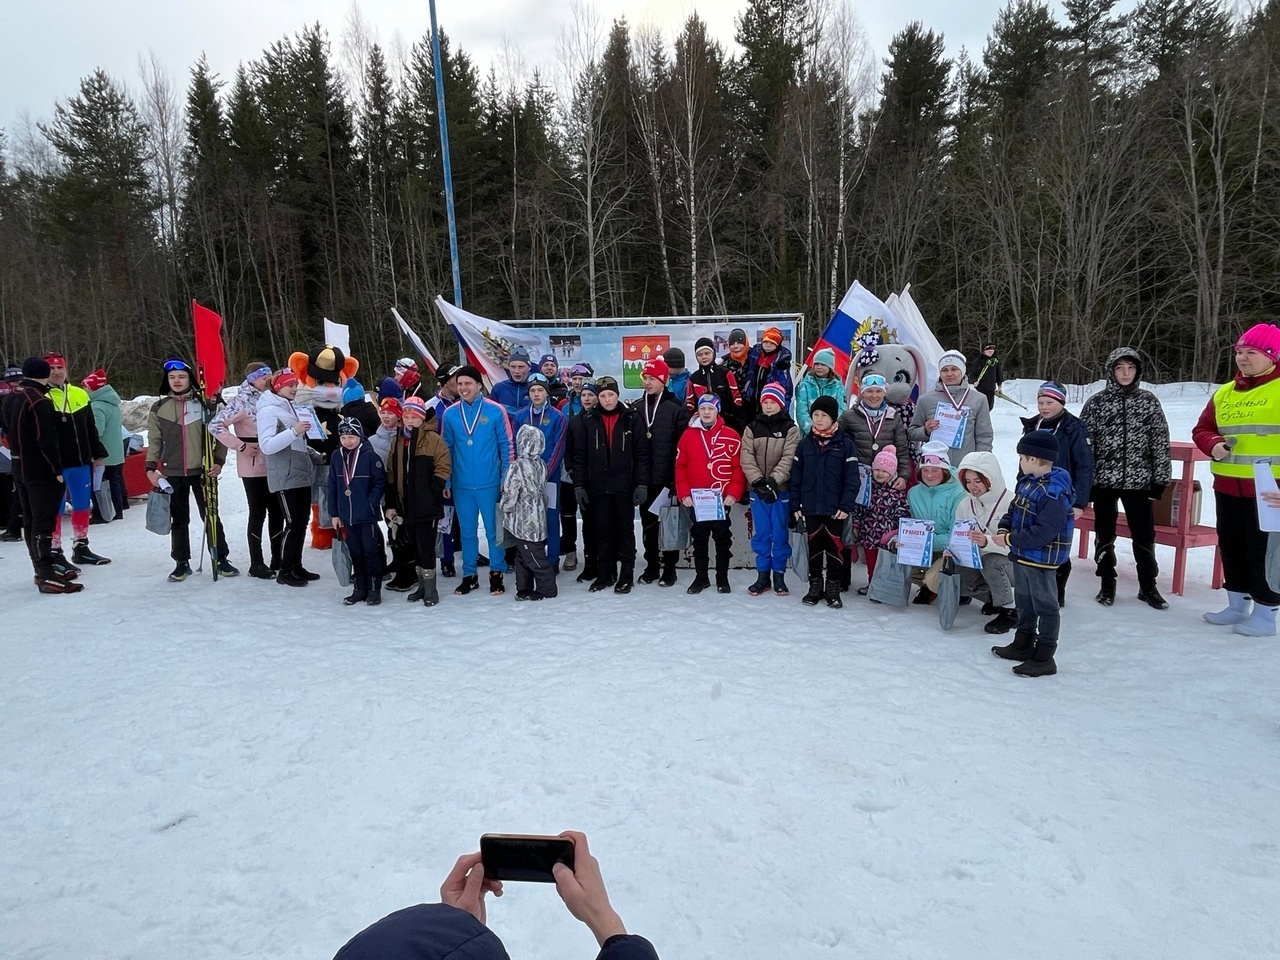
[442,365,514,594]
[489,346,533,415]
[332,833,661,960]
[513,373,567,564]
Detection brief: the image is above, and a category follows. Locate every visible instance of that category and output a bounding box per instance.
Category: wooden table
[1073,440,1222,596]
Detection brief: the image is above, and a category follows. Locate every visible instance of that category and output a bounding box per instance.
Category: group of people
[4,323,1278,664]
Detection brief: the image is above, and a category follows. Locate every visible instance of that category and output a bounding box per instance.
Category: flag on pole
[391,307,440,374]
[192,300,227,400]
[886,284,945,386]
[323,318,350,358]
[804,282,899,380]
[434,297,540,388]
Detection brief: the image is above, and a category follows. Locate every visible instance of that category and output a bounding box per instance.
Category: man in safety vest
[1193,323,1280,636]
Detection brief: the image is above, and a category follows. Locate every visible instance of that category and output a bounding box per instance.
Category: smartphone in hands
[480,834,575,883]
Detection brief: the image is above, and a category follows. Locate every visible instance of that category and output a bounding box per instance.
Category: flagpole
[430,0,463,315]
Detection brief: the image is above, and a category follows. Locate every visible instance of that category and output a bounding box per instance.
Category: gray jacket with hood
[499,425,548,542]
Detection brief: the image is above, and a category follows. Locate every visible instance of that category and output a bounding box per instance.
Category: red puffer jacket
[674,417,747,502]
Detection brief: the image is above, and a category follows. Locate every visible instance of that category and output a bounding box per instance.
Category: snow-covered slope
[1,379,1276,960]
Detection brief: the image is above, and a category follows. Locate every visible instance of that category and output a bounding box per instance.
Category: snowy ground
[2,379,1277,960]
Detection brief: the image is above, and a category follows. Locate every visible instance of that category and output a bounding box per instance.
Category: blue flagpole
[429,0,464,322]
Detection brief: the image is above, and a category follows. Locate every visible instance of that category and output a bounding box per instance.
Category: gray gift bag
[332,535,352,586]
[936,572,962,630]
[789,526,809,581]
[145,490,171,535]
[659,503,692,552]
[94,483,116,523]
[867,555,912,606]
[1267,532,1280,593]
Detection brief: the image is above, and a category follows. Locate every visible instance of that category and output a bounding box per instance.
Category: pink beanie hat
[1236,323,1280,362]
[872,444,898,474]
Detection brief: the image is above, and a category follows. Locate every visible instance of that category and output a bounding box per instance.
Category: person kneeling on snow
[500,424,558,600]
[951,452,1017,634]
[328,417,387,606]
[332,832,659,960]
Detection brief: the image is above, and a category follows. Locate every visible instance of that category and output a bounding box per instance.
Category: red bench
[1073,440,1222,596]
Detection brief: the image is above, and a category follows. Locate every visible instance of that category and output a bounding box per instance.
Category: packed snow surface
[2,380,1276,959]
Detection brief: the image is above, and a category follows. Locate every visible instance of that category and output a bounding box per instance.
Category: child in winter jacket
[500,425,557,600]
[740,383,800,596]
[327,417,388,606]
[950,451,1017,634]
[675,393,747,595]
[851,445,910,594]
[1021,380,1094,606]
[992,431,1076,677]
[902,441,965,605]
[394,397,453,606]
[795,348,845,435]
[790,394,861,608]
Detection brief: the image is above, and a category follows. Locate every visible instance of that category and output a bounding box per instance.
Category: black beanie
[22,357,52,379]
[810,395,839,421]
[665,347,685,369]
[728,328,748,346]
[454,364,484,384]
[1017,431,1059,462]
[695,337,715,355]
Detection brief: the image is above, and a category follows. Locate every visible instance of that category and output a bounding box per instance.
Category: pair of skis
[193,301,227,580]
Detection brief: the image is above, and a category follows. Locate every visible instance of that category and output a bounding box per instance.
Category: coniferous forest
[2,0,1279,394]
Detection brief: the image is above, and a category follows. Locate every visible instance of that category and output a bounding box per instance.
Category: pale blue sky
[2,0,1008,142]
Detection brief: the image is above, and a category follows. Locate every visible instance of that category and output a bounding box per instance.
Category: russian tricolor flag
[804,281,894,379]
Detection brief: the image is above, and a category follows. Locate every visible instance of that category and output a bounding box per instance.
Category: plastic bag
[789,526,809,581]
[331,534,352,586]
[867,553,911,606]
[94,483,117,523]
[936,572,962,630]
[659,502,692,552]
[145,489,171,536]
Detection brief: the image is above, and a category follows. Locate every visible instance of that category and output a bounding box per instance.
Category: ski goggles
[245,364,273,383]
[164,359,192,372]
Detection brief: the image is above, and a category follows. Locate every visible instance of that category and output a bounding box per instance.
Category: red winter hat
[1236,323,1280,362]
[81,368,108,391]
[379,397,403,417]
[642,358,669,384]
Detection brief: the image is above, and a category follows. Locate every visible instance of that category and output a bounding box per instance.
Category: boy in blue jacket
[328,417,388,606]
[992,431,1076,677]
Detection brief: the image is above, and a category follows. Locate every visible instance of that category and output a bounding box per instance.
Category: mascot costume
[843,324,928,431]
[288,345,360,550]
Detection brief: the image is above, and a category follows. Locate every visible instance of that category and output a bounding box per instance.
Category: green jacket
[88,385,126,466]
[146,393,226,477]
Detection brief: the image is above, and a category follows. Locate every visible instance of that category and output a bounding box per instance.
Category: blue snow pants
[750,490,792,573]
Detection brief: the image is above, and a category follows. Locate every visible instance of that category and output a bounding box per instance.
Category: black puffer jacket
[1079,346,1172,494]
[630,390,686,488]
[571,404,650,496]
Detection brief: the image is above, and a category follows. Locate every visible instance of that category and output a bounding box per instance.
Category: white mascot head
[843,323,927,408]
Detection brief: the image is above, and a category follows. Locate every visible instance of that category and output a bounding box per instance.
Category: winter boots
[1137,583,1169,610]
[489,571,505,596]
[343,576,369,606]
[562,550,578,572]
[455,574,480,595]
[276,569,308,587]
[686,572,711,595]
[366,576,382,605]
[659,555,678,587]
[824,578,843,609]
[1013,644,1057,677]
[1095,579,1115,606]
[992,630,1035,661]
[214,558,240,577]
[747,571,772,596]
[1204,591,1253,625]
[773,571,789,596]
[167,562,193,582]
[72,540,110,565]
[801,575,824,606]
[418,567,439,606]
[638,563,661,585]
[614,566,634,594]
[1232,604,1278,637]
[248,562,276,580]
[912,586,936,605]
[983,608,1019,634]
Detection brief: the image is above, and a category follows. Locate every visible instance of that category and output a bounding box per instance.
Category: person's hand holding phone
[439,852,503,926]
[552,831,627,946]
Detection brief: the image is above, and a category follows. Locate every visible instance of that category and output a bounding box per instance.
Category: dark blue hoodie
[333,903,660,960]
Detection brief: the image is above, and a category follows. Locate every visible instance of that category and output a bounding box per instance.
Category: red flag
[192,300,227,400]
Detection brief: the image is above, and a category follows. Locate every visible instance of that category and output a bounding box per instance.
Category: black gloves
[1149,483,1167,501]
[633,485,648,507]
[575,487,590,508]
[752,477,779,503]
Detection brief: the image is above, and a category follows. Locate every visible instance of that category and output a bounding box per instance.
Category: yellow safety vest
[1211,375,1280,479]
[48,383,91,415]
